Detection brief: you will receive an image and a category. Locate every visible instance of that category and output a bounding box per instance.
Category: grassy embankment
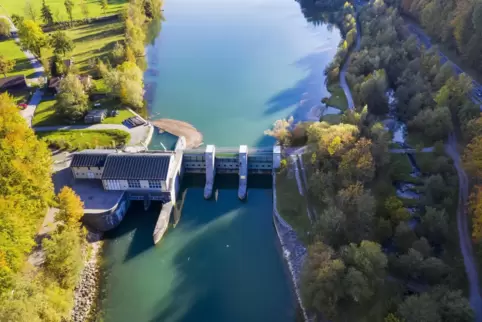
[38,129,130,150]
[0,0,126,22]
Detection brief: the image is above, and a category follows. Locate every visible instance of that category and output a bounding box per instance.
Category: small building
[70,150,116,179]
[0,75,27,92]
[84,109,107,124]
[101,153,175,192]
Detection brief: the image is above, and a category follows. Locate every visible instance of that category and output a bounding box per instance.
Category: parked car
[18,103,28,110]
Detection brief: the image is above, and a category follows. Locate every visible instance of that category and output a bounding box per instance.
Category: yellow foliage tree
[56,187,84,229]
[469,185,482,242]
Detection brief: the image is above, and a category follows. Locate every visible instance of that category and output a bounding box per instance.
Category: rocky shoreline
[272,173,311,321]
[71,236,102,322]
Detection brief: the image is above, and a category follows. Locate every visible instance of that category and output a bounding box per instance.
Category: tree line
[401,0,482,75]
[0,93,88,321]
[271,0,481,320]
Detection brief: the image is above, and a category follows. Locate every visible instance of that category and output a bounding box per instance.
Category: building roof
[85,109,107,117]
[0,75,26,90]
[70,151,112,168]
[101,153,172,181]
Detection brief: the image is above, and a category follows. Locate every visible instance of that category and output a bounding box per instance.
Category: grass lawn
[38,129,130,150]
[325,84,348,111]
[0,39,37,79]
[0,0,127,22]
[66,20,124,73]
[275,168,311,243]
[32,96,135,126]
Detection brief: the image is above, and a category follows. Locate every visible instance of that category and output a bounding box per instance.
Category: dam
[71,138,282,243]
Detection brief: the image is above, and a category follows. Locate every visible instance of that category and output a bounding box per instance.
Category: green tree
[100,0,109,14]
[49,31,74,56]
[397,293,441,322]
[394,222,417,252]
[408,106,452,142]
[18,19,48,57]
[54,74,89,121]
[0,56,15,78]
[431,287,474,322]
[301,242,346,320]
[64,0,74,24]
[421,206,449,244]
[0,18,11,37]
[41,0,54,25]
[24,0,38,22]
[43,227,83,289]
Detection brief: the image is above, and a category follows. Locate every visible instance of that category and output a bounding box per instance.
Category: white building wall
[140,180,149,189]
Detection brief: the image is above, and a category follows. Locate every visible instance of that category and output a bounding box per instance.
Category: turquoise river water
[100,0,341,321]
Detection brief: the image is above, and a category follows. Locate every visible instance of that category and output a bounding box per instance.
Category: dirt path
[445,133,482,321]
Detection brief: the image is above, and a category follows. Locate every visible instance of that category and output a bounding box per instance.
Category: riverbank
[272,173,309,321]
[71,237,102,322]
[151,119,203,148]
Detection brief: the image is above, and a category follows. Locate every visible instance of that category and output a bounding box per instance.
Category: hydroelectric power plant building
[70,137,282,243]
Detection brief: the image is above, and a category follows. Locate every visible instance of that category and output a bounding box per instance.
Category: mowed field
[0,39,36,78]
[0,0,127,21]
[66,20,124,73]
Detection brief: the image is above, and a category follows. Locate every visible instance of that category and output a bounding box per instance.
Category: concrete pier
[238,145,248,200]
[153,201,173,244]
[204,145,216,199]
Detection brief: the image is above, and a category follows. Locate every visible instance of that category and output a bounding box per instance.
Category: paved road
[445,134,482,321]
[389,147,434,153]
[406,22,482,106]
[1,14,45,126]
[34,124,152,147]
[339,12,362,110]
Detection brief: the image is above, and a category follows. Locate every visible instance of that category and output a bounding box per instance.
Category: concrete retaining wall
[272,173,311,321]
[82,194,131,232]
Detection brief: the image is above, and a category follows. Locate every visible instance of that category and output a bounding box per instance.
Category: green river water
[100,0,341,321]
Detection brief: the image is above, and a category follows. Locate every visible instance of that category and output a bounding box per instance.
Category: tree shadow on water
[147,190,296,322]
[264,50,336,120]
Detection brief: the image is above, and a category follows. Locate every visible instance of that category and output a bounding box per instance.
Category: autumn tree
[56,187,84,229]
[0,18,11,37]
[338,138,375,185]
[102,60,144,109]
[464,136,482,177]
[264,117,294,146]
[470,186,482,242]
[49,31,74,56]
[0,93,53,294]
[41,0,54,25]
[18,19,48,57]
[54,74,89,121]
[0,56,15,78]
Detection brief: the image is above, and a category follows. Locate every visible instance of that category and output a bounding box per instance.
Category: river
[99,0,341,321]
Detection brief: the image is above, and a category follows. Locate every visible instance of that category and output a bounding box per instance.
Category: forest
[401,0,482,75]
[270,0,482,320]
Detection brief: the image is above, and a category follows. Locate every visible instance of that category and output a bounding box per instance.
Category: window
[128,180,141,188]
[148,180,162,189]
